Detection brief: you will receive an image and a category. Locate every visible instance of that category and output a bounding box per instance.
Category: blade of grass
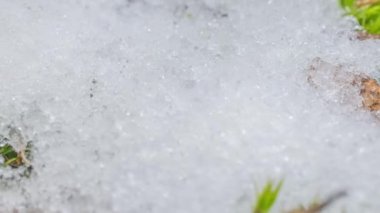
[4,157,18,166]
[339,0,380,34]
[253,180,283,213]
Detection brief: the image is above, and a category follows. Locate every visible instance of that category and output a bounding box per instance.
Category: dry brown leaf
[356,0,380,7]
[361,78,380,110]
[357,31,380,40]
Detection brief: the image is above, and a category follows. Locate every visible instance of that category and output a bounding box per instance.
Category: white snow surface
[1,0,380,212]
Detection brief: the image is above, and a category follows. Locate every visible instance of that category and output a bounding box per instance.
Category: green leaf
[339,0,355,12]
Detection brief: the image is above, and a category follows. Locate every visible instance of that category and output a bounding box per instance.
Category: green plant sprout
[0,141,32,168]
[339,0,380,34]
[252,180,346,213]
[0,144,19,167]
[253,180,283,213]
[0,128,34,180]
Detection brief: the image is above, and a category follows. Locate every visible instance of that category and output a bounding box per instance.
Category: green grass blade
[253,180,283,213]
[4,157,18,166]
[339,0,380,34]
[339,0,355,12]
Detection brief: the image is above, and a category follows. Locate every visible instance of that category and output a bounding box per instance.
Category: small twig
[312,191,347,212]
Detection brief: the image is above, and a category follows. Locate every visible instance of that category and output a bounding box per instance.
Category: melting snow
[1,0,380,212]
